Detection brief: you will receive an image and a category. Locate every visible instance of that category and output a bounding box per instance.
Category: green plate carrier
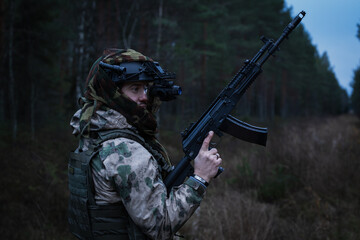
[68,129,153,240]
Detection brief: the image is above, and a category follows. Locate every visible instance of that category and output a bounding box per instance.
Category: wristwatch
[193,174,209,187]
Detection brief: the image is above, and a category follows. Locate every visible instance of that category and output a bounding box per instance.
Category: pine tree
[350,23,360,117]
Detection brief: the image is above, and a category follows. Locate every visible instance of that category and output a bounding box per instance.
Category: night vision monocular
[99,61,182,101]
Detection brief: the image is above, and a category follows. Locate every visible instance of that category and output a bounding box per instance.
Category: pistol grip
[214,167,224,178]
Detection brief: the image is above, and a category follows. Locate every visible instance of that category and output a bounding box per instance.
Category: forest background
[1,0,360,239]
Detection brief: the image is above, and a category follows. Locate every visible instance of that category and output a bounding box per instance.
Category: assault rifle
[164,11,306,192]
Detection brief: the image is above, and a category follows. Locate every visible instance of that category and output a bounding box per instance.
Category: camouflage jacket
[70,109,207,240]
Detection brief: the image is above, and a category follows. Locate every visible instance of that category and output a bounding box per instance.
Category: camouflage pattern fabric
[101,48,153,65]
[70,109,207,240]
[79,48,158,138]
[77,48,170,169]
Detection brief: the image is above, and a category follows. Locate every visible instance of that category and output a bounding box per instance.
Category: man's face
[121,82,149,109]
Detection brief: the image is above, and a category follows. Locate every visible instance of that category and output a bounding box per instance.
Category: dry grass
[0,125,76,240]
[1,115,359,239]
[164,115,360,240]
[180,189,278,240]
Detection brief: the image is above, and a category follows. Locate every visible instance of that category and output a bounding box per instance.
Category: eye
[130,86,140,93]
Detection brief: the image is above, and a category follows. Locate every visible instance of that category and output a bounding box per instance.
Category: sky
[285,0,360,95]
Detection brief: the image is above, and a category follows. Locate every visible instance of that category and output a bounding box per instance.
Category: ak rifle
[164,11,306,192]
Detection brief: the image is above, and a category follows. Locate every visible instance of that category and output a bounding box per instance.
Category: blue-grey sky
[285,0,360,95]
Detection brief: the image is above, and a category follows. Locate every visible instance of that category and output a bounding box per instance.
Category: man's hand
[193,131,222,183]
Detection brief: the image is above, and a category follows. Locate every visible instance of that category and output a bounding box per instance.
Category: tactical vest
[68,128,169,240]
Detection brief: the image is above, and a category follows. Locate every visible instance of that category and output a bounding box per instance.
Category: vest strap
[95,128,172,174]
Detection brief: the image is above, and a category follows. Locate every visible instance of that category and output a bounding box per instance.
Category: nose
[139,87,148,101]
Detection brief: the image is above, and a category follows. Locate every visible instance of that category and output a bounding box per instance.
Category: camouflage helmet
[91,48,180,102]
[102,48,153,64]
[99,49,158,83]
[81,49,160,137]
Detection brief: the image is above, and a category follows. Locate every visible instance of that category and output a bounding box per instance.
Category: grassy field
[1,115,359,239]
[178,115,360,240]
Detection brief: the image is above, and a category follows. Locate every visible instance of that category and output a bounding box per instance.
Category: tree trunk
[0,89,4,121]
[30,82,36,141]
[138,18,148,54]
[75,0,87,104]
[8,0,17,141]
[154,0,164,131]
[178,60,185,122]
[281,69,288,118]
[118,0,138,49]
[27,34,36,142]
[0,0,4,121]
[268,76,275,120]
[200,21,208,106]
[155,0,163,59]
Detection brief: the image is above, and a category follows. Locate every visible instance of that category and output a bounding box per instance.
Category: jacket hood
[70,108,132,136]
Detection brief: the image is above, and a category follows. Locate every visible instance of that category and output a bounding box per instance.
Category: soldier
[68,48,222,240]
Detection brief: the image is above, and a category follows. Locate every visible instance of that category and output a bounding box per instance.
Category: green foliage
[158,0,348,126]
[351,67,360,116]
[258,164,299,202]
[226,157,256,188]
[351,23,360,117]
[0,0,349,134]
[315,52,348,115]
[1,0,71,129]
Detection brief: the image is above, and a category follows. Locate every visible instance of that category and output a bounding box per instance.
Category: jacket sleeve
[99,138,207,240]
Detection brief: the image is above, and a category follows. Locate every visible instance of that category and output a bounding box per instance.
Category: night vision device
[99,61,182,101]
